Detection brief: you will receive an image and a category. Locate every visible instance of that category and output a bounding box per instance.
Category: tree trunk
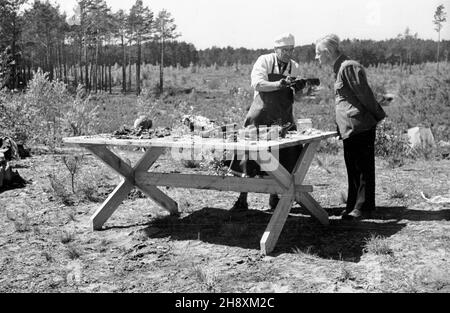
[74,64,78,87]
[109,63,112,94]
[11,17,18,89]
[49,47,54,81]
[128,49,132,92]
[136,39,141,95]
[27,65,31,82]
[58,42,63,80]
[94,41,99,93]
[80,63,83,86]
[121,35,126,93]
[104,64,107,92]
[437,31,441,75]
[79,40,83,86]
[63,47,67,84]
[100,64,104,92]
[89,61,94,91]
[160,37,164,95]
[84,41,89,91]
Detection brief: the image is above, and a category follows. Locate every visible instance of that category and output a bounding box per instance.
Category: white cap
[274,33,295,47]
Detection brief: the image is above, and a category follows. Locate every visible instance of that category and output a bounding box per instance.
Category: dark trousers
[343,127,376,212]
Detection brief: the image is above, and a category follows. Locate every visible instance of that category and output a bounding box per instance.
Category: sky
[52,0,450,49]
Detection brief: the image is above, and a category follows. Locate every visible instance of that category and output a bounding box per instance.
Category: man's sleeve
[343,65,386,122]
[251,55,269,89]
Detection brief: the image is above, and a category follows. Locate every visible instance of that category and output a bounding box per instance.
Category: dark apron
[230,56,302,177]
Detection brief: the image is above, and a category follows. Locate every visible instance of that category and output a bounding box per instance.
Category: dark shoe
[342,209,373,221]
[340,208,353,218]
[230,198,248,212]
[269,194,280,210]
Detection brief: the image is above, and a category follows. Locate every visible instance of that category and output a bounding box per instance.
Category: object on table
[133,115,153,131]
[296,118,313,133]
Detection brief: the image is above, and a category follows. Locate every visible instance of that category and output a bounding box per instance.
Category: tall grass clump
[375,119,410,168]
[363,234,394,256]
[390,74,450,142]
[63,85,100,137]
[1,71,101,149]
[21,70,70,149]
[0,90,30,143]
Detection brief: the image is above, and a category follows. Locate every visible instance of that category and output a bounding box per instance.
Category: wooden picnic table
[63,129,337,255]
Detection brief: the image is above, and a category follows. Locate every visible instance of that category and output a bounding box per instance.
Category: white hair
[316,34,341,54]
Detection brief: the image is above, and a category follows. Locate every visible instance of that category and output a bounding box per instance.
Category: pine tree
[433,4,447,74]
[0,0,26,90]
[128,0,153,95]
[113,10,129,93]
[154,9,180,95]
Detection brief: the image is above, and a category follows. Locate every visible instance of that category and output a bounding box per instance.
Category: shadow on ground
[326,206,450,222]
[139,206,410,262]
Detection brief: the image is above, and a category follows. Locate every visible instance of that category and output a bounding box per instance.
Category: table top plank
[63,131,337,152]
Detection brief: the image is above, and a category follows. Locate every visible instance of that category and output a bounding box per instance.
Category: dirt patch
[0,150,449,292]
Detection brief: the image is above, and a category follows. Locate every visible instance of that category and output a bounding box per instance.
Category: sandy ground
[0,148,449,293]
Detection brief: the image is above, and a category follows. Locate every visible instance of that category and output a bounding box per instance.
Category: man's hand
[278,76,297,89]
[278,78,290,89]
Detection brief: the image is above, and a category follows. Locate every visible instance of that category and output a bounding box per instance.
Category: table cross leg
[257,153,295,255]
[257,141,329,255]
[83,145,178,230]
[293,142,329,226]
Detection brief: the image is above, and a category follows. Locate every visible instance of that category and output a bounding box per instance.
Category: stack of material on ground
[438,140,450,158]
[0,137,29,191]
[407,127,436,151]
[407,127,450,159]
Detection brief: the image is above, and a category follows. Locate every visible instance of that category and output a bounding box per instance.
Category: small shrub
[363,234,394,256]
[67,210,77,222]
[66,245,81,260]
[337,265,356,282]
[60,230,75,244]
[389,188,406,199]
[192,264,218,292]
[14,212,31,233]
[63,85,100,137]
[181,159,202,169]
[41,251,53,262]
[62,154,84,194]
[292,246,318,259]
[48,173,75,206]
[375,119,410,168]
[99,239,110,253]
[21,70,71,149]
[0,91,32,143]
[79,183,101,202]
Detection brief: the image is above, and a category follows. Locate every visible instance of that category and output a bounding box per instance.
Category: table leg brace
[83,145,178,230]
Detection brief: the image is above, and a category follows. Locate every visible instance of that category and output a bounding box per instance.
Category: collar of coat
[333,54,350,76]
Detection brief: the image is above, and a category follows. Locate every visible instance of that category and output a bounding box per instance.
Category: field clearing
[0,147,449,293]
[1,62,450,293]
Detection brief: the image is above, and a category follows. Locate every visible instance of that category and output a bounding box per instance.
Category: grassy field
[93,61,450,143]
[0,61,449,293]
[0,147,449,293]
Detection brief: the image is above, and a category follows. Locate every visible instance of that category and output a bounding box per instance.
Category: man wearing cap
[231,33,306,212]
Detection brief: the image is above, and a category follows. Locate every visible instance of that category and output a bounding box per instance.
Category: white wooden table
[63,130,337,255]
